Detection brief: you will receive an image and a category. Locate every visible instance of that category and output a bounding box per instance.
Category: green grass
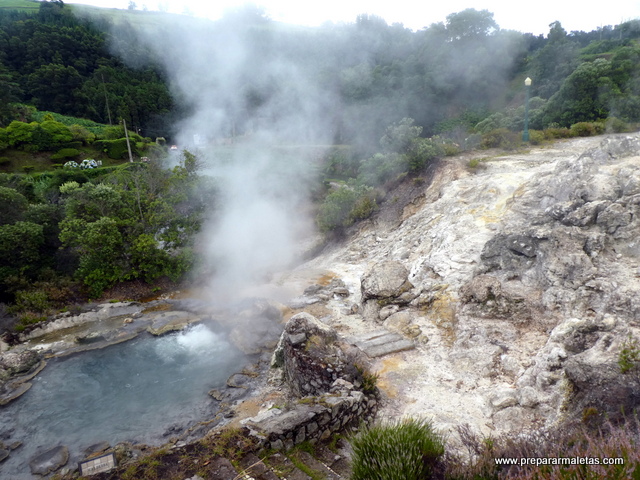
[350,417,446,480]
[31,111,109,135]
[0,0,40,12]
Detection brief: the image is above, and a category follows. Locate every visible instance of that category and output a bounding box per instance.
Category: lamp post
[523,77,532,142]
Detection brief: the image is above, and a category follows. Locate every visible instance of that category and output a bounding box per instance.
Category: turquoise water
[0,323,247,478]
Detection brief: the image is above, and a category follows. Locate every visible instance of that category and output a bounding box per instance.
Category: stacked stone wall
[247,379,377,451]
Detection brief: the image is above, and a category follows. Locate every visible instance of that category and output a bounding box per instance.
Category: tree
[5,121,35,148]
[380,117,422,153]
[445,9,498,42]
[31,119,73,151]
[540,58,615,126]
[0,221,44,282]
[527,22,580,99]
[0,186,28,225]
[59,216,126,296]
[0,61,21,127]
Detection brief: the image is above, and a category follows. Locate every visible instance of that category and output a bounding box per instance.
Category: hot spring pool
[0,323,247,478]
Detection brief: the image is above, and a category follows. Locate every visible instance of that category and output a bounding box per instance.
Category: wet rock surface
[29,445,69,476]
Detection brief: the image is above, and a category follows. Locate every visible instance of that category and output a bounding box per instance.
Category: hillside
[267,132,640,441]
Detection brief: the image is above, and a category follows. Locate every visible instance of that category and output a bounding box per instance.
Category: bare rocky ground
[267,132,640,448]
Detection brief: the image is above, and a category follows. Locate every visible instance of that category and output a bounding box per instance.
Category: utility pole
[123,119,134,163]
[101,74,112,125]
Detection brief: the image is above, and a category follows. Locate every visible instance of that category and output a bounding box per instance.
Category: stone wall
[246,379,377,451]
[251,312,378,450]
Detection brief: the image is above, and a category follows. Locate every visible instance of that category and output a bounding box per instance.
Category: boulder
[29,445,69,476]
[564,354,640,423]
[361,260,413,300]
[0,350,42,378]
[382,311,414,333]
[480,234,540,273]
[361,260,414,321]
[146,311,197,336]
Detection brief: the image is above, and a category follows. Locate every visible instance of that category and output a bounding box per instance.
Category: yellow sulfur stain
[375,356,405,398]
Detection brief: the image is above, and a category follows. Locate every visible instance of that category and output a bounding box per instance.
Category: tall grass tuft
[349,417,446,480]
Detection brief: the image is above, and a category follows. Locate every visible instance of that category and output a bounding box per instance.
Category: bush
[31,120,73,151]
[316,183,377,232]
[94,138,136,159]
[12,289,50,313]
[543,127,573,139]
[480,128,521,150]
[6,121,35,148]
[618,335,640,377]
[68,124,96,144]
[407,138,442,171]
[358,152,406,186]
[50,148,81,161]
[570,121,605,137]
[527,130,545,145]
[449,420,640,480]
[605,117,630,133]
[350,417,446,480]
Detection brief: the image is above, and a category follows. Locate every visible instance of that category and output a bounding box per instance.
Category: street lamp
[523,77,532,142]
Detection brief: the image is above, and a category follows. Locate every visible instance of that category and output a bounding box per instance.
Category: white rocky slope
[281,133,640,442]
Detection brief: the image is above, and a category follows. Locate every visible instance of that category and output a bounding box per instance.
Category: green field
[0,0,40,12]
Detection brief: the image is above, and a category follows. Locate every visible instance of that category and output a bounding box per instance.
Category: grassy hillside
[0,0,39,12]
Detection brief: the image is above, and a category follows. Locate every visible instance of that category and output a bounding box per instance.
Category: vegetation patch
[350,417,446,480]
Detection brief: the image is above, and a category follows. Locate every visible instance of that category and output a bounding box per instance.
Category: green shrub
[6,121,35,147]
[543,127,573,139]
[480,128,521,150]
[350,194,378,222]
[102,125,126,140]
[527,130,545,145]
[407,138,442,171]
[50,148,81,161]
[68,124,96,144]
[570,121,605,137]
[12,289,50,313]
[0,157,10,166]
[605,117,630,133]
[316,183,377,232]
[14,312,47,332]
[358,152,406,186]
[618,335,640,377]
[31,120,73,151]
[350,417,445,480]
[94,138,136,159]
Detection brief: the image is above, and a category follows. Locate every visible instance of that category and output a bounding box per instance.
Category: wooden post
[123,119,134,163]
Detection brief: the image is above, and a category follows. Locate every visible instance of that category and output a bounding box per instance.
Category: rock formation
[298,133,640,439]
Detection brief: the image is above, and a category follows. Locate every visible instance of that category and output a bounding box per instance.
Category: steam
[105,8,527,299]
[110,12,336,298]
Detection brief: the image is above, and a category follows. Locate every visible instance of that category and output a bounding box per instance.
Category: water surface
[0,323,246,478]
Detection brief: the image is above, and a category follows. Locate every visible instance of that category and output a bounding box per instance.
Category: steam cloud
[111,13,338,298]
[107,9,525,299]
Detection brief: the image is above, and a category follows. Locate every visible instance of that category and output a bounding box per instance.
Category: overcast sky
[66,0,640,35]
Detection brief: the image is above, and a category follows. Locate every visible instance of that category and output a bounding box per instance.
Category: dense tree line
[1,3,639,144]
[0,1,174,137]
